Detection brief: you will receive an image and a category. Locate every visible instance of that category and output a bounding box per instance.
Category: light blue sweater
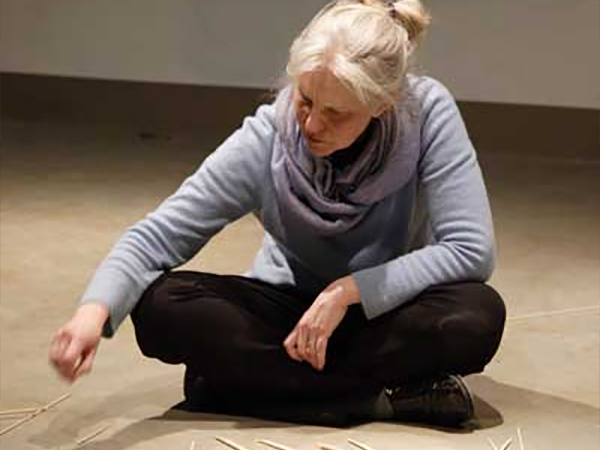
[81,76,495,337]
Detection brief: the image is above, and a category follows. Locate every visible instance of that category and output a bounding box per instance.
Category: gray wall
[1,0,599,109]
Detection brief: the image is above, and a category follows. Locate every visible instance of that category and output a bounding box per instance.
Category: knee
[130,272,181,360]
[438,283,506,370]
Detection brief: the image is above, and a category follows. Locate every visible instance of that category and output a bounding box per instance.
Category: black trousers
[131,271,505,405]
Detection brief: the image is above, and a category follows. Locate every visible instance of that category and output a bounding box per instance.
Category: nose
[304,110,325,137]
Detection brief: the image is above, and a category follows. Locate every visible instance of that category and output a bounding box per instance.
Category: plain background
[1,0,599,109]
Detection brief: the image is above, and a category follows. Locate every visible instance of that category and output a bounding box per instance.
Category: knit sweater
[81,76,496,337]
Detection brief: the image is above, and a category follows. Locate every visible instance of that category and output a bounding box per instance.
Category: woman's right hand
[49,303,109,383]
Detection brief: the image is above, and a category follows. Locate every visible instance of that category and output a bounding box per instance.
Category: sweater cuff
[352,269,389,320]
[80,267,144,338]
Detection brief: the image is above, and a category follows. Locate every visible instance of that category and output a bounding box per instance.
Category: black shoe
[386,374,474,427]
[180,367,218,412]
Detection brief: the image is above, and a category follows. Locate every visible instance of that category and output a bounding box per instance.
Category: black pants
[131,271,505,404]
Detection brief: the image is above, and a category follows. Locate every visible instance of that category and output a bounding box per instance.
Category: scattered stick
[215,436,251,450]
[487,438,499,450]
[190,441,196,450]
[499,437,513,450]
[256,439,297,450]
[517,428,525,450]
[508,305,600,322]
[76,424,110,446]
[0,393,71,437]
[0,407,39,417]
[317,444,346,450]
[347,438,375,450]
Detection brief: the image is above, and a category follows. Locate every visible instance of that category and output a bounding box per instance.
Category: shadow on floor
[28,375,599,450]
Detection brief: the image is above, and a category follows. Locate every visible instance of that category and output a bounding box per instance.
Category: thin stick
[487,438,499,450]
[517,428,525,450]
[0,407,39,416]
[256,439,297,450]
[348,438,376,450]
[317,444,346,450]
[499,437,513,450]
[215,436,251,450]
[508,305,600,322]
[0,393,71,436]
[190,441,196,450]
[76,424,110,446]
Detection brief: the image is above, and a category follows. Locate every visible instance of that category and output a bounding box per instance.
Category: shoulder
[405,74,467,147]
[407,74,458,116]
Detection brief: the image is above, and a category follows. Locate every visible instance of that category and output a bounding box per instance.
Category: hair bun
[390,0,431,44]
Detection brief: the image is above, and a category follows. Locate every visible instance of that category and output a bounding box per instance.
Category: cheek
[336,121,369,146]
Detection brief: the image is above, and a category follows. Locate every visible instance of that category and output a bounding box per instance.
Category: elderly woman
[50,0,505,427]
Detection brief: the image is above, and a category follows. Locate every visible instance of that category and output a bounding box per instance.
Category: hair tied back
[385,0,402,23]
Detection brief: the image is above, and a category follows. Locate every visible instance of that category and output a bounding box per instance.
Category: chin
[308,142,337,157]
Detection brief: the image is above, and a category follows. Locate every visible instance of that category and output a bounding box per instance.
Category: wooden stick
[317,444,346,450]
[190,441,196,450]
[517,428,525,450]
[508,305,600,322]
[499,437,513,450]
[487,438,499,450]
[0,393,71,436]
[0,407,39,416]
[76,424,110,446]
[215,436,251,450]
[256,439,297,450]
[347,438,376,450]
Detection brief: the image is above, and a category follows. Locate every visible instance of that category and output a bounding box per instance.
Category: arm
[50,103,276,381]
[83,103,276,336]
[353,78,496,319]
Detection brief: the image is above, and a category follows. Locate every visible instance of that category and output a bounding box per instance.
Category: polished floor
[1,119,598,449]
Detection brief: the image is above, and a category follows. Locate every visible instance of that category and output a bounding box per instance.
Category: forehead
[297,70,365,111]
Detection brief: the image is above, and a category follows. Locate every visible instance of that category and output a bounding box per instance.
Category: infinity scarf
[271,85,420,236]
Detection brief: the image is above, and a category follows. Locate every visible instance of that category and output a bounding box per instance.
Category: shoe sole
[448,374,475,421]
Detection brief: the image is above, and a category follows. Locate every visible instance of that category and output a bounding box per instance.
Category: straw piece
[256,439,297,450]
[487,438,499,450]
[76,424,110,446]
[508,305,600,322]
[39,393,72,413]
[0,393,71,436]
[317,444,346,450]
[499,437,513,450]
[0,414,38,437]
[190,441,196,450]
[215,436,251,450]
[0,407,39,417]
[347,438,376,450]
[517,428,525,450]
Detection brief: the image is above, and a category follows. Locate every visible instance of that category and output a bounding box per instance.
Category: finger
[305,331,320,369]
[316,336,328,371]
[58,339,83,381]
[284,330,301,361]
[49,331,69,364]
[296,324,308,360]
[73,345,97,379]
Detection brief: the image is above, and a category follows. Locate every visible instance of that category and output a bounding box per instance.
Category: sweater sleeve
[80,103,276,336]
[353,79,496,319]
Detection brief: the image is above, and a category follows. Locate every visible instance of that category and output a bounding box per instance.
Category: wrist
[332,276,361,307]
[76,302,109,333]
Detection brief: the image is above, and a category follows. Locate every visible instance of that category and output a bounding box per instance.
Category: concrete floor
[1,119,598,449]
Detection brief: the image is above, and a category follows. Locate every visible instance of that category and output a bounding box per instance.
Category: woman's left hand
[283,276,360,371]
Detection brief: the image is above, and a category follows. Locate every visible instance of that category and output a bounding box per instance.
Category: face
[294,69,380,157]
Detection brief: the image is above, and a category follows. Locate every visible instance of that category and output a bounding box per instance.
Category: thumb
[73,344,98,379]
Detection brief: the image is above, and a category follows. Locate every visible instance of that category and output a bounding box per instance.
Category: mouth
[306,135,326,146]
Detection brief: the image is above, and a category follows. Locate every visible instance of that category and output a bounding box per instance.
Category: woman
[50,0,505,427]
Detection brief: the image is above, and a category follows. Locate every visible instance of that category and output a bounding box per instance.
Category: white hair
[286,0,431,111]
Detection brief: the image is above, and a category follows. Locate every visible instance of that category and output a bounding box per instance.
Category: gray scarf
[271,85,420,236]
